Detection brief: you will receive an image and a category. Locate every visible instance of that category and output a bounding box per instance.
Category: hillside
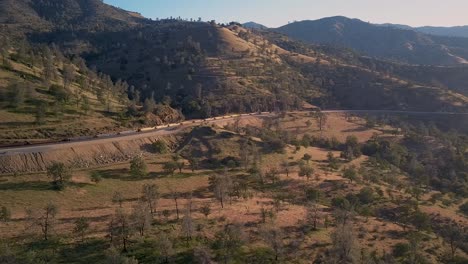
[0,0,467,144]
[0,0,143,34]
[275,16,468,65]
[382,23,468,38]
[0,112,467,263]
[243,21,268,30]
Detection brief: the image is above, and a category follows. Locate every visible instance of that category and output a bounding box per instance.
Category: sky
[104,0,468,28]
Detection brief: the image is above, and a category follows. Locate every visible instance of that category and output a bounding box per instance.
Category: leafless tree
[181,205,194,245]
[327,222,359,264]
[280,159,290,177]
[142,184,160,216]
[112,191,124,208]
[157,232,174,263]
[260,224,284,261]
[210,172,233,208]
[109,208,132,252]
[307,202,321,230]
[167,182,180,220]
[130,201,151,236]
[193,246,214,264]
[26,202,58,241]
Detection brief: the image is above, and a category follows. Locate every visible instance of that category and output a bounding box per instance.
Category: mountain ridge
[275,16,468,65]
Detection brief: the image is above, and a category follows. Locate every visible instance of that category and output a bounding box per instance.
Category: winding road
[0,110,466,156]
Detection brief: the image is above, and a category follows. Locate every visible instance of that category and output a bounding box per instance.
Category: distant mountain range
[381,23,468,38]
[274,16,468,65]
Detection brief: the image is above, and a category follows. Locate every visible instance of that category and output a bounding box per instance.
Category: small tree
[209,173,233,209]
[112,191,124,208]
[130,201,151,236]
[327,152,339,170]
[181,206,194,245]
[153,140,168,154]
[73,217,90,243]
[177,161,185,173]
[163,161,178,175]
[200,203,211,218]
[280,160,290,177]
[0,206,11,222]
[130,156,147,178]
[328,222,359,263]
[188,157,200,172]
[27,203,58,241]
[156,233,174,263]
[167,183,180,220]
[46,162,72,190]
[63,64,75,90]
[105,247,139,264]
[90,171,103,184]
[343,166,358,183]
[142,184,160,216]
[265,167,280,184]
[302,153,312,164]
[307,202,321,230]
[315,112,328,132]
[213,223,246,263]
[299,163,314,181]
[260,224,284,261]
[109,208,132,252]
[459,202,468,216]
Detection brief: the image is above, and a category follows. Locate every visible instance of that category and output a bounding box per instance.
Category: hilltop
[275,16,468,65]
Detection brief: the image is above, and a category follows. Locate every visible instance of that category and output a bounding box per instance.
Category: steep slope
[261,30,468,111]
[0,0,143,34]
[276,16,468,65]
[0,0,466,130]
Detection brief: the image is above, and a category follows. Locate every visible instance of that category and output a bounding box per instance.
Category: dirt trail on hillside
[0,135,179,174]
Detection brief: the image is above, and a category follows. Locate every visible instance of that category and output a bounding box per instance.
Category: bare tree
[26,202,58,241]
[260,224,284,261]
[193,246,214,264]
[167,182,180,220]
[73,217,90,243]
[188,157,200,172]
[441,222,463,260]
[327,222,359,264]
[112,191,124,208]
[181,205,194,245]
[213,223,246,264]
[209,173,233,209]
[315,112,328,137]
[280,159,290,177]
[157,232,174,263]
[142,184,160,216]
[130,201,151,236]
[307,202,321,230]
[265,166,280,184]
[109,208,132,252]
[200,203,211,218]
[63,64,75,90]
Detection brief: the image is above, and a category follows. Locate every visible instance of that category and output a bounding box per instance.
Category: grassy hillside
[0,36,181,145]
[0,113,466,263]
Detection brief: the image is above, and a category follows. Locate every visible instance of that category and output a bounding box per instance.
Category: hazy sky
[104,0,468,28]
